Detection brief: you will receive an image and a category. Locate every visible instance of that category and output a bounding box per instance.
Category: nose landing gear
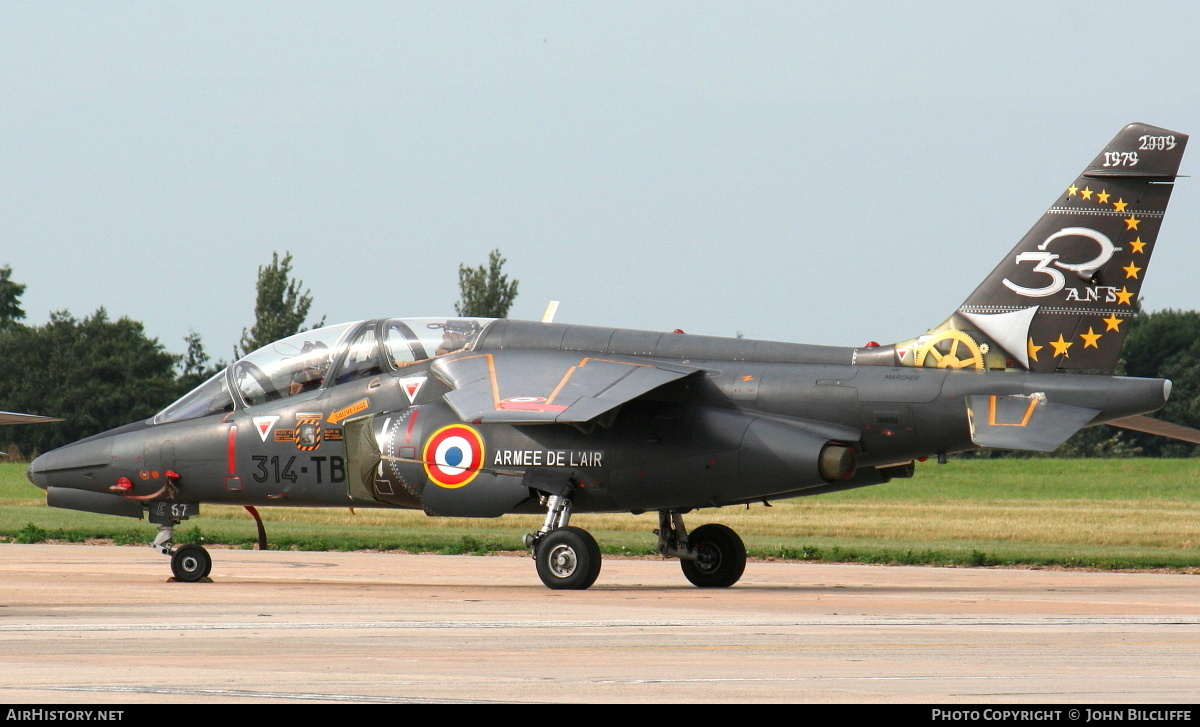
[149,505,212,583]
[152,523,212,582]
[170,543,213,582]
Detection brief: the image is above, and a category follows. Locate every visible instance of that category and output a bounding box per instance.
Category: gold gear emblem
[914,330,985,370]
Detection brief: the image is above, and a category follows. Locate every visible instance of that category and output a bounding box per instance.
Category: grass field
[4,459,1199,570]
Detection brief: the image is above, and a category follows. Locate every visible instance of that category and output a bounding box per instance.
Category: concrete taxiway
[1,543,1198,703]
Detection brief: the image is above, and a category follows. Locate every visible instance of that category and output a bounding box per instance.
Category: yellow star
[1080,328,1102,349]
[1129,237,1147,253]
[1049,334,1072,357]
[1116,286,1134,305]
[1123,261,1142,279]
[1081,187,1093,200]
[1113,198,1128,212]
[1096,190,1110,204]
[1066,184,1079,196]
[1125,215,1140,230]
[1102,314,1123,332]
[1028,337,1042,363]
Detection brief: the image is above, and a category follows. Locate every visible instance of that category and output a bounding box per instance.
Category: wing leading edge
[0,411,63,426]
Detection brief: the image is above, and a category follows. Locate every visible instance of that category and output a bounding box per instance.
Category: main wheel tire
[171,544,212,582]
[535,526,601,590]
[681,523,746,588]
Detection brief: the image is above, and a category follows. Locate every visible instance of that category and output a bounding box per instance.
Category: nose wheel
[170,543,213,582]
[152,522,213,582]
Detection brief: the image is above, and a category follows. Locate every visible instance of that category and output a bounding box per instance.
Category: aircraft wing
[0,411,63,426]
[1107,414,1200,445]
[431,350,706,424]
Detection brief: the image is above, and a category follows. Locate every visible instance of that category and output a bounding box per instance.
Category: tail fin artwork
[890,123,1188,374]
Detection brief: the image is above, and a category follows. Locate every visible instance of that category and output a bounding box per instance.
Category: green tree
[1056,425,1143,458]
[1112,307,1200,457]
[0,309,180,455]
[1003,306,1200,458]
[0,264,26,330]
[1119,307,1200,380]
[455,249,519,318]
[1153,346,1200,456]
[237,251,323,357]
[176,329,225,395]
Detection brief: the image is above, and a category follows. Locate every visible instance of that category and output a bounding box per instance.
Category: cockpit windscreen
[384,317,491,368]
[232,322,359,407]
[153,317,496,419]
[153,371,234,424]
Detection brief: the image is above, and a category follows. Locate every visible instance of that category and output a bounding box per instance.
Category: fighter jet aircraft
[26,123,1193,589]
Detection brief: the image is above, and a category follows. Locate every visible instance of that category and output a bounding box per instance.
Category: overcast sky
[3,2,1199,362]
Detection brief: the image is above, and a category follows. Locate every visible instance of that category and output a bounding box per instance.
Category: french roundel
[422,424,485,488]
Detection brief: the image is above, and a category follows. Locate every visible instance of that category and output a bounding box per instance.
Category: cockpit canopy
[153,317,493,424]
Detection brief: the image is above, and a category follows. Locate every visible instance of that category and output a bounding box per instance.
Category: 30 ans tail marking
[887,123,1188,374]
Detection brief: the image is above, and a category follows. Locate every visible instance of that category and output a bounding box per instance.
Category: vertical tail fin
[891,123,1188,374]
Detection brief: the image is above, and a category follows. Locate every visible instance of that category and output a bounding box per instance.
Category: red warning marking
[227,426,237,475]
[498,397,568,413]
[400,376,426,403]
[253,415,279,442]
[405,409,420,444]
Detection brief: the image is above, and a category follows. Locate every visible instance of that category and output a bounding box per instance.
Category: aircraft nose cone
[27,451,61,490]
[26,461,43,489]
[26,451,65,491]
[25,438,114,492]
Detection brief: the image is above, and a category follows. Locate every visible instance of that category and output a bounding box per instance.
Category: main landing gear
[525,495,602,590]
[655,512,747,588]
[523,497,748,590]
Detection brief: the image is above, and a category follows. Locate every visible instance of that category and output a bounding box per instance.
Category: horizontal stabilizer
[966,394,1098,452]
[432,349,704,424]
[1107,414,1200,445]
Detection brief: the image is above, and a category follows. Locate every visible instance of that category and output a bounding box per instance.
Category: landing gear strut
[152,522,212,583]
[524,495,602,590]
[656,511,747,588]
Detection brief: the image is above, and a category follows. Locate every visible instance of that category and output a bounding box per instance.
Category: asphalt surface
[1,543,1199,704]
